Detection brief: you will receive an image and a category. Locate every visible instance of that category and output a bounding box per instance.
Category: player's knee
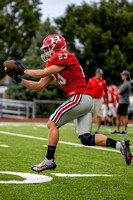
[79,133,95,146]
[47,120,58,130]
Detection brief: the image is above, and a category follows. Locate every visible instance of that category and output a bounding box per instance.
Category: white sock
[116,141,122,150]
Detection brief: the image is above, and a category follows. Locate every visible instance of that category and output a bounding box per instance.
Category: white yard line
[0,130,120,153]
[51,173,114,177]
[0,145,10,148]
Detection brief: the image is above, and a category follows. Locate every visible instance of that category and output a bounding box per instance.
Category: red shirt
[87,77,107,98]
[108,91,115,104]
[45,50,91,98]
[114,92,119,103]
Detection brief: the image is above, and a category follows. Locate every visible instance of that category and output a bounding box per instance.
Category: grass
[0,122,133,200]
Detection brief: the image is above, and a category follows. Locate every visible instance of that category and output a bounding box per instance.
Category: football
[3,60,20,75]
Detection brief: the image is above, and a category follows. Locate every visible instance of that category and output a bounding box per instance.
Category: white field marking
[0,130,120,153]
[36,124,47,128]
[0,122,73,127]
[0,171,52,184]
[0,145,10,148]
[0,122,48,127]
[51,173,114,177]
[128,124,133,127]
[43,145,48,147]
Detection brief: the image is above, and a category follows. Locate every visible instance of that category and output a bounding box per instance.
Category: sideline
[0,130,120,153]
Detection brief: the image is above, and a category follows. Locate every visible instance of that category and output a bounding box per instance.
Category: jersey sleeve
[50,51,76,66]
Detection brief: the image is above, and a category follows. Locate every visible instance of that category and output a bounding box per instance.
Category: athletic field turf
[0,122,133,200]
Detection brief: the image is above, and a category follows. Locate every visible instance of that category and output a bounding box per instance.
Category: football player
[7,34,132,171]
[108,85,117,126]
[101,92,108,126]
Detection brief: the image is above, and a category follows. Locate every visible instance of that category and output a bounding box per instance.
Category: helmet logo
[49,36,61,44]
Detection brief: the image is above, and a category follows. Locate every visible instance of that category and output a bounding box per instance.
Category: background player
[108,85,117,126]
[101,91,108,126]
[87,69,108,133]
[6,34,132,171]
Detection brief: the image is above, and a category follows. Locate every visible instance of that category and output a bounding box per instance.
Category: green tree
[0,0,41,79]
[55,0,133,84]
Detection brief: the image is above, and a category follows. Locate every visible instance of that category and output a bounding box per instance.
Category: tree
[55,0,133,84]
[0,0,41,79]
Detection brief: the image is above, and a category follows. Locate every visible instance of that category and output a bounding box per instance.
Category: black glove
[14,60,26,76]
[7,73,22,83]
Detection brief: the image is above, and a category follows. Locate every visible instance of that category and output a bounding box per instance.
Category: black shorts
[117,104,129,116]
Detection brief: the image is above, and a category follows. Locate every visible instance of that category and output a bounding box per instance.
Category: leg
[97,116,101,130]
[95,134,107,146]
[116,114,120,131]
[47,120,59,146]
[123,115,128,132]
[94,98,102,133]
[31,94,93,173]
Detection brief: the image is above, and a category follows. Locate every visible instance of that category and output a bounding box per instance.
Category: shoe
[111,130,120,134]
[120,131,127,135]
[95,129,100,134]
[120,139,132,165]
[31,158,56,172]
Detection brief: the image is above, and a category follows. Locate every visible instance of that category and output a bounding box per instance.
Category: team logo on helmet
[49,36,61,44]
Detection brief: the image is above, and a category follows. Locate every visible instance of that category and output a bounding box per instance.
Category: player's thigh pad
[49,94,93,127]
[74,112,93,137]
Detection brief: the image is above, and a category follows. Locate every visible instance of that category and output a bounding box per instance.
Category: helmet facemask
[40,43,56,63]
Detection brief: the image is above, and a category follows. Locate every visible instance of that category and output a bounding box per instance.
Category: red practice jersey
[87,77,108,98]
[45,50,91,98]
[114,92,119,103]
[108,91,115,104]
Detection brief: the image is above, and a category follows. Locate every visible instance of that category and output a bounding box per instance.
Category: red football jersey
[45,50,91,98]
[87,77,108,98]
[108,91,115,104]
[114,92,119,103]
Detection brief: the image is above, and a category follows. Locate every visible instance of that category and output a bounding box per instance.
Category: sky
[40,0,133,22]
[40,0,100,22]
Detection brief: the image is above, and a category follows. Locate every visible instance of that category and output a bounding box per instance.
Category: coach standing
[87,69,108,133]
[112,70,131,135]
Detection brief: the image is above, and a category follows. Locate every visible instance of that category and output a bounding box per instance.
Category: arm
[105,91,108,106]
[118,83,127,95]
[113,94,117,106]
[24,65,66,78]
[21,76,54,91]
[104,81,108,106]
[117,90,121,94]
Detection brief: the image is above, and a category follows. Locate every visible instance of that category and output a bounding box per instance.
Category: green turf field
[0,122,133,200]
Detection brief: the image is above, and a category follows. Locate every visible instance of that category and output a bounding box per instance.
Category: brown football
[3,60,20,75]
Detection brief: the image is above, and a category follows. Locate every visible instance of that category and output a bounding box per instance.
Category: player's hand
[14,60,26,76]
[7,72,22,83]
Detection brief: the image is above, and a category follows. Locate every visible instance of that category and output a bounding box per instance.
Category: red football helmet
[40,34,67,62]
[109,84,117,91]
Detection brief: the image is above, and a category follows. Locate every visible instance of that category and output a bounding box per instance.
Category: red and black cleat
[120,139,132,165]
